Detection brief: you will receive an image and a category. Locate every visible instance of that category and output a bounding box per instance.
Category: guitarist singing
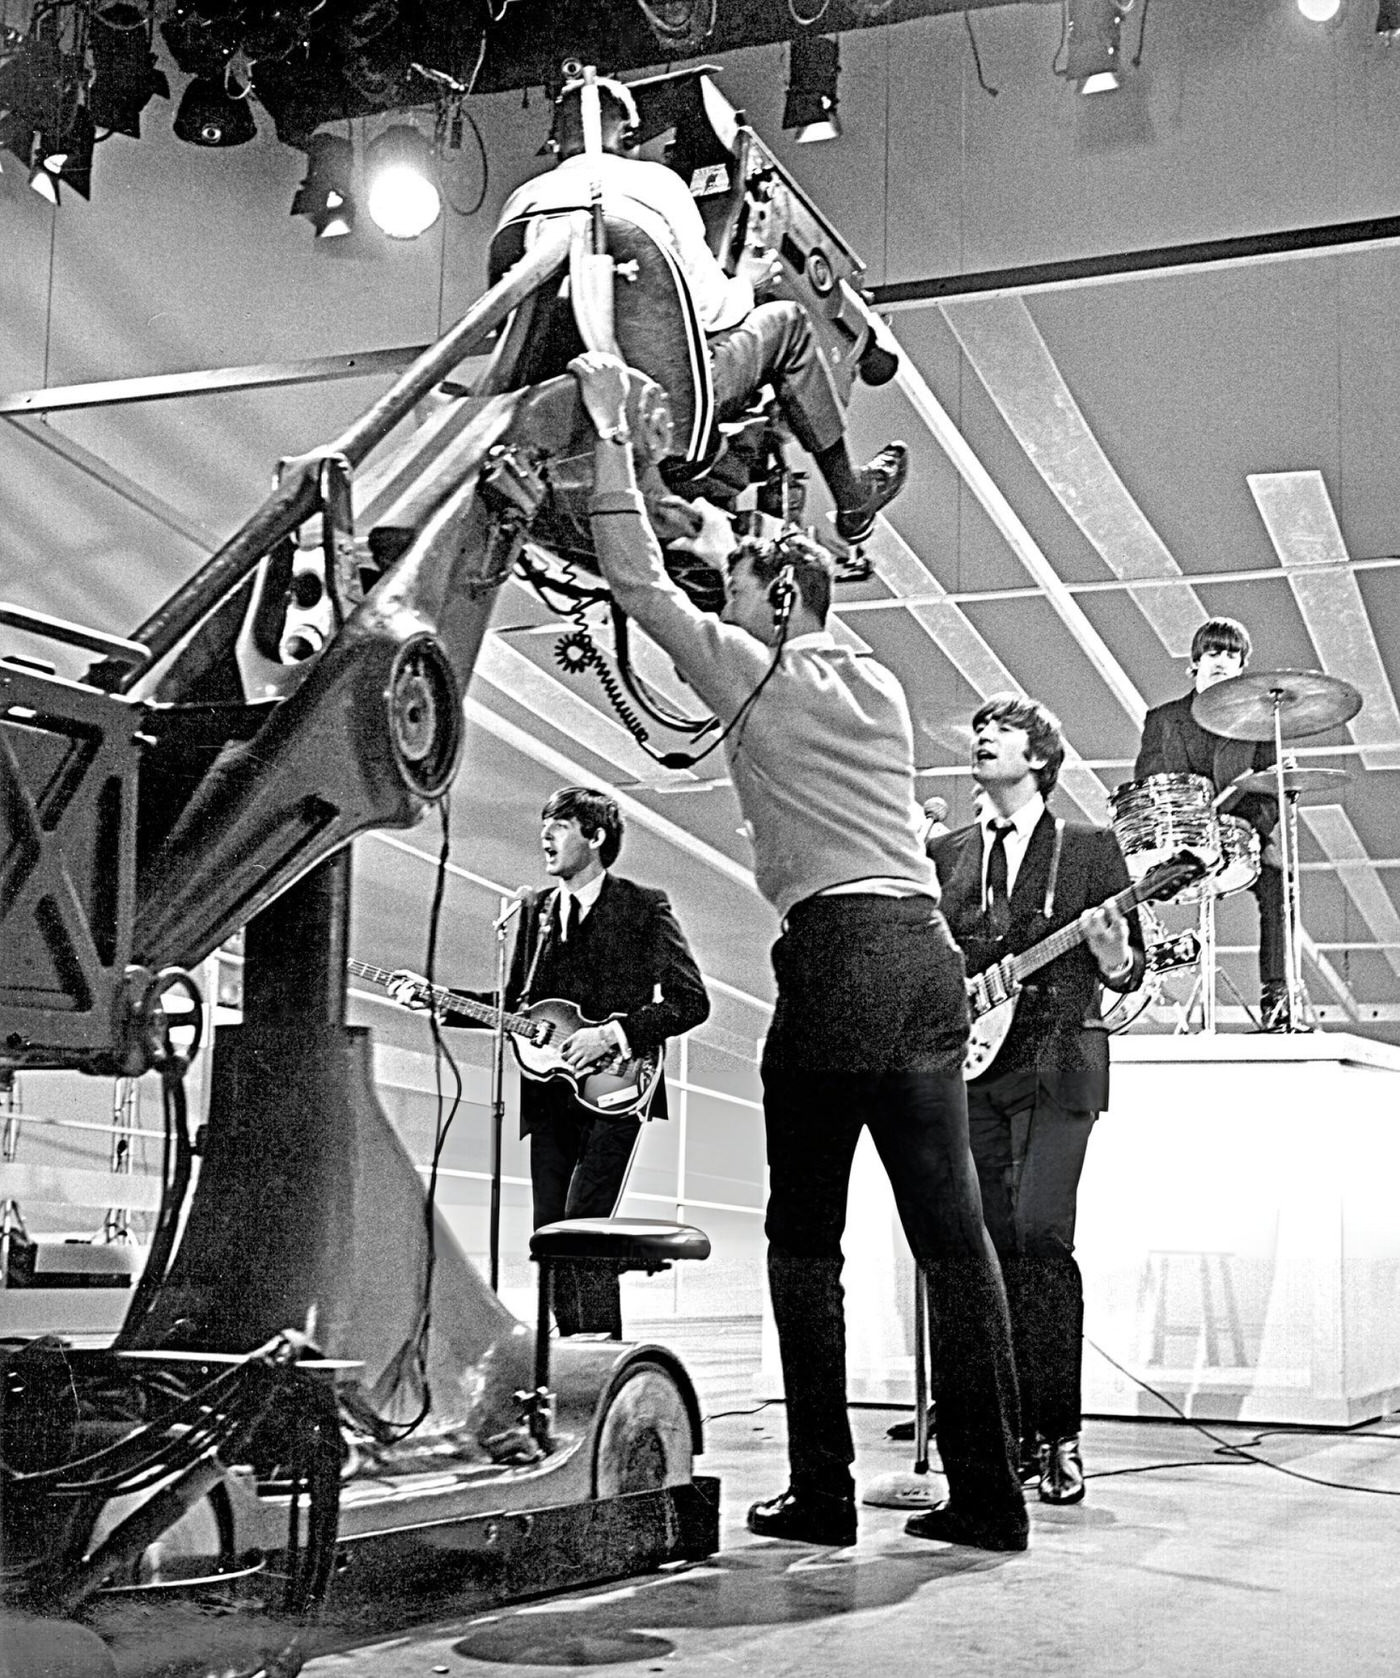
[928,695,1144,1508]
[388,786,709,1337]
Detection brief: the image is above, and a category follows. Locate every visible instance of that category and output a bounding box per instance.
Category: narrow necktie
[558,893,572,943]
[986,820,1013,938]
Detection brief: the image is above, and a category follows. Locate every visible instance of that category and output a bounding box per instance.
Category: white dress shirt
[980,793,1045,906]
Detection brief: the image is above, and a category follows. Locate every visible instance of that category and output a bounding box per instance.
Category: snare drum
[1109,773,1220,902]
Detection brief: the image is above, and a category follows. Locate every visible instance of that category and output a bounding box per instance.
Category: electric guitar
[962,852,1208,1082]
[348,960,662,1118]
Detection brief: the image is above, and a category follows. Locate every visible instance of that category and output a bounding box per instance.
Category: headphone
[768,563,798,630]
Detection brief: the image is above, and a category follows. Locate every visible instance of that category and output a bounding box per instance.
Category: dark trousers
[966,1068,1095,1447]
[528,1085,641,1336]
[762,895,1023,1520]
[708,300,846,456]
[1253,860,1285,991]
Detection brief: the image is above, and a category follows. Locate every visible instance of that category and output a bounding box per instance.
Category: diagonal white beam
[1247,469,1400,771]
[937,296,1207,658]
[1300,804,1400,980]
[889,333,1368,1017]
[1300,932,1362,1023]
[892,346,1147,730]
[472,633,698,792]
[463,694,755,895]
[859,518,1112,823]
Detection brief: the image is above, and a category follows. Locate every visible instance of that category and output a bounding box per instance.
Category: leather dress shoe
[835,442,910,543]
[886,1404,936,1442]
[747,1485,857,1546]
[904,1502,1029,1552]
[1038,1436,1086,1505]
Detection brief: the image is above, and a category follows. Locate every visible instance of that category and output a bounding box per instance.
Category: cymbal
[1191,669,1363,741]
[1232,766,1352,798]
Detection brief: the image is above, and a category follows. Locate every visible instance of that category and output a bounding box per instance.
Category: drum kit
[1110,668,1362,1033]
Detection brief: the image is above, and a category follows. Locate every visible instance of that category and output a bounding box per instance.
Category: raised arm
[571,351,773,722]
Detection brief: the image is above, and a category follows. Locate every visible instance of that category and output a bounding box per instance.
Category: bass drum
[1109,772,1220,902]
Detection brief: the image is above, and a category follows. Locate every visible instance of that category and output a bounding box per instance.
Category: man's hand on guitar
[1079,901,1132,982]
[386,970,432,1012]
[559,1026,616,1072]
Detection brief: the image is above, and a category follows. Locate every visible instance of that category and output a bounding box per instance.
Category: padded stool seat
[530,1217,711,1271]
[526,1220,711,1445]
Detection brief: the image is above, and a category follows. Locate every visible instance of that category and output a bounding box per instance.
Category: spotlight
[1377,0,1400,28]
[33,101,96,200]
[88,3,169,138]
[0,12,92,191]
[783,35,842,144]
[1061,0,1125,93]
[364,123,440,239]
[173,74,257,147]
[291,131,355,237]
[1297,0,1343,19]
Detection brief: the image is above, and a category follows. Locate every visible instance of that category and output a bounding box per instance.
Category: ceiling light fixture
[173,73,257,147]
[782,35,842,143]
[88,3,169,138]
[1296,0,1343,21]
[1061,0,1124,94]
[33,101,96,200]
[364,123,441,239]
[291,131,355,238]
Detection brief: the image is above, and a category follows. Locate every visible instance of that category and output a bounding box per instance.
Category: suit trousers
[707,300,846,456]
[529,1085,642,1337]
[1254,861,1285,991]
[761,894,1023,1519]
[966,1067,1095,1445]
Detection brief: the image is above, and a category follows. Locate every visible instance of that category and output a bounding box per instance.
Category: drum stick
[1212,771,1251,810]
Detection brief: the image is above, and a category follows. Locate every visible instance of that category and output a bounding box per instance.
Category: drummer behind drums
[1133,617,1288,1030]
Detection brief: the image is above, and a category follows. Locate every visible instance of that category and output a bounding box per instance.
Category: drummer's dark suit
[929,814,1145,1451]
[441,874,709,1335]
[1134,693,1283,992]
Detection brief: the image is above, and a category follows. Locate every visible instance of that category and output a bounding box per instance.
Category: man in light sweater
[568,350,1027,1554]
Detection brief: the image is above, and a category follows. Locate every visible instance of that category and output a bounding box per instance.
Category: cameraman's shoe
[835,442,909,544]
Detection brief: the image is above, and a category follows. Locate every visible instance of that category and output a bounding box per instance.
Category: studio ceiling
[3,0,1399,1050]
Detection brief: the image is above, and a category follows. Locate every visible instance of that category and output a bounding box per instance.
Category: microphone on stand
[493,889,529,932]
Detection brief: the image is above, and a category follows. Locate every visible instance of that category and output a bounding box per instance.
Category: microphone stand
[488,894,523,1293]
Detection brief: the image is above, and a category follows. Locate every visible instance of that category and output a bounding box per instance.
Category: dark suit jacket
[442,872,710,1133]
[1135,692,1277,839]
[930,814,1145,1112]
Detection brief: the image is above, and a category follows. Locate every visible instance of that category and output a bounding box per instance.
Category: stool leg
[534,1260,552,1398]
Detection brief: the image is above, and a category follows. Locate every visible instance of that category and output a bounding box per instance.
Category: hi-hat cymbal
[1191,669,1363,741]
[1232,766,1352,798]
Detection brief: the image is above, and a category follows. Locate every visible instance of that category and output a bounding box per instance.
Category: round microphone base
[862,1468,942,1510]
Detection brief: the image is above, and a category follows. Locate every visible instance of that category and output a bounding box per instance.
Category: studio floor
[296,1403,1400,1678]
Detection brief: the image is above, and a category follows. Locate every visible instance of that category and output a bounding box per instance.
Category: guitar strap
[517,889,561,1006]
[1042,819,1066,920]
